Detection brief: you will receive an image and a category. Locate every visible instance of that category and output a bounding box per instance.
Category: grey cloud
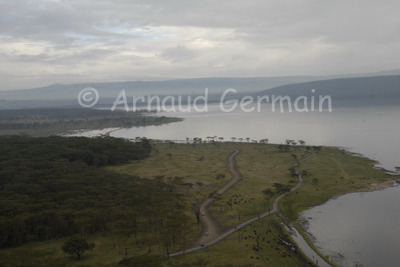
[160,45,200,62]
[1,0,400,90]
[3,0,399,43]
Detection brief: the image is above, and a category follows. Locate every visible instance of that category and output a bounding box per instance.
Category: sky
[1,0,400,91]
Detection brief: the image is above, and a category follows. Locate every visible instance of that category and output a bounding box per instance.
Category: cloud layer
[1,0,400,90]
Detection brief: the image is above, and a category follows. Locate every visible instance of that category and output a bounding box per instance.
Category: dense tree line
[0,116,180,130]
[0,108,182,137]
[0,108,153,120]
[0,136,191,250]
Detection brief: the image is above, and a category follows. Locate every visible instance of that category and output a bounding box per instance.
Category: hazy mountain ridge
[254,75,400,107]
[0,70,400,109]
[0,77,320,101]
[2,69,400,101]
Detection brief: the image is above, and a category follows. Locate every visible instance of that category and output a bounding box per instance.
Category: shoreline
[296,179,400,264]
[294,157,398,216]
[333,146,397,172]
[295,147,399,266]
[284,145,398,267]
[61,127,122,138]
[298,180,400,267]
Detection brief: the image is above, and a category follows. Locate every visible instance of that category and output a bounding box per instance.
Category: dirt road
[197,149,241,244]
[170,149,331,266]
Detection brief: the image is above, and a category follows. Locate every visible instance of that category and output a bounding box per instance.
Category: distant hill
[254,75,400,107]
[0,77,321,101]
[1,71,400,109]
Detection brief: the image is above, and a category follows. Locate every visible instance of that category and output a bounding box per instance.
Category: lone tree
[273,182,291,194]
[61,235,95,260]
[262,188,274,213]
[298,140,306,146]
[216,173,226,180]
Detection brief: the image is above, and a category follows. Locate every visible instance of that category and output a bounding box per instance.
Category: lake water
[111,104,400,172]
[110,103,400,266]
[301,185,400,267]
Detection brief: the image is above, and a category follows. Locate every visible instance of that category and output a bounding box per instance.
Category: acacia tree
[273,183,291,194]
[262,188,274,214]
[216,173,226,180]
[61,235,95,260]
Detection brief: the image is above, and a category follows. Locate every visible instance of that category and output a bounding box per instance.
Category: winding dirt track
[170,148,330,267]
[196,149,241,243]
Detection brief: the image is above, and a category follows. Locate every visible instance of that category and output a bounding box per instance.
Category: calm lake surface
[111,104,400,266]
[301,185,400,267]
[112,104,400,171]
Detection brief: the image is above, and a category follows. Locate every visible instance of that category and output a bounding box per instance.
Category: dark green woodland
[0,136,191,252]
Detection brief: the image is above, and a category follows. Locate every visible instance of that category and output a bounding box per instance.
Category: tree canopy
[0,136,190,251]
[61,234,95,259]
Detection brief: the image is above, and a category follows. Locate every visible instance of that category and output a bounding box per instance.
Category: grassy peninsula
[0,138,393,266]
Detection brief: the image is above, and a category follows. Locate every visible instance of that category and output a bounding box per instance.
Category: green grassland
[209,143,308,228]
[109,142,232,203]
[0,216,310,267]
[0,140,394,267]
[166,215,311,267]
[279,146,393,222]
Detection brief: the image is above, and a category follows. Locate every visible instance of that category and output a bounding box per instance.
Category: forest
[0,108,182,136]
[0,136,191,252]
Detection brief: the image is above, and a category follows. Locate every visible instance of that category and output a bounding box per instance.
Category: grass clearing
[279,146,393,221]
[209,143,305,227]
[109,142,233,202]
[0,235,123,267]
[167,214,313,266]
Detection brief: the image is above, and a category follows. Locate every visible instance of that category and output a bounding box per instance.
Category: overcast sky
[1,0,400,90]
